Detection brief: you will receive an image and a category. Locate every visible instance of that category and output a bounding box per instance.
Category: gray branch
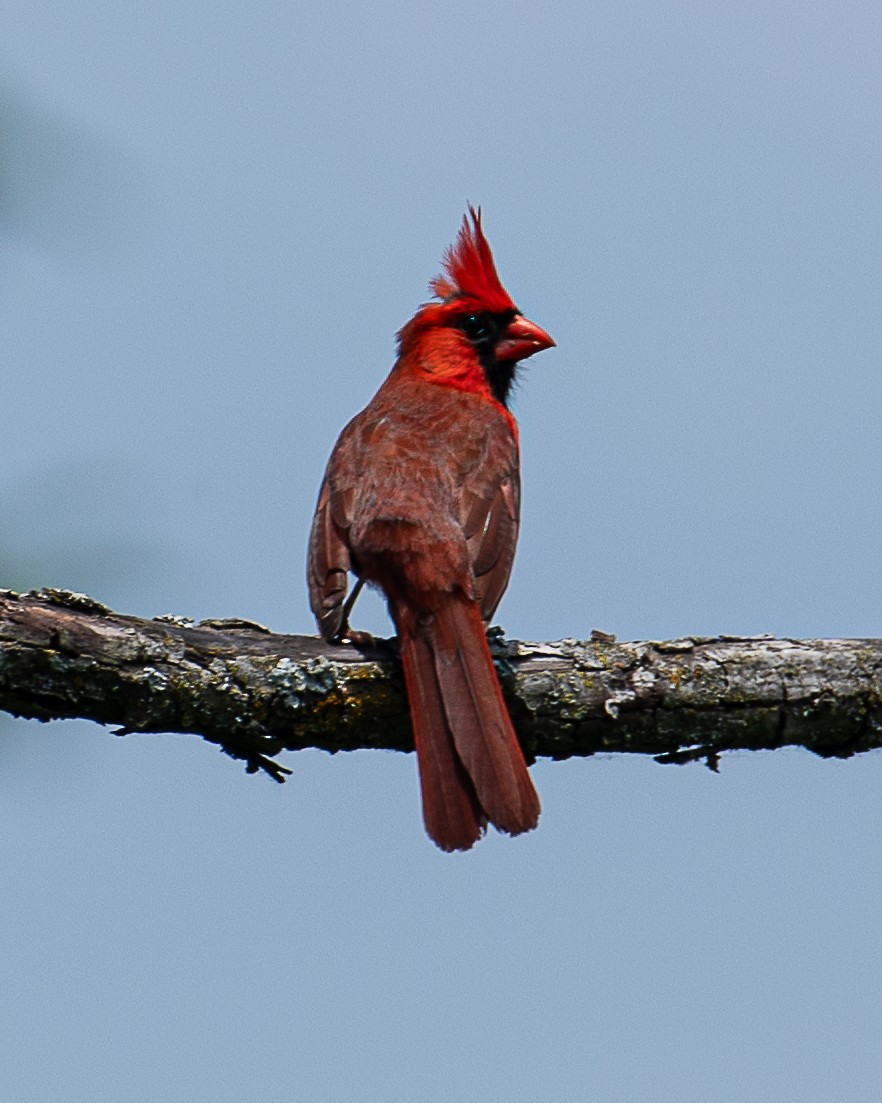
[2,588,881,779]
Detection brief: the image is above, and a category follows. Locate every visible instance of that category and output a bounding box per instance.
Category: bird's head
[396,207,555,407]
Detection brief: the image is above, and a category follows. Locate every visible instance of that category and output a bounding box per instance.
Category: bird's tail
[396,593,540,852]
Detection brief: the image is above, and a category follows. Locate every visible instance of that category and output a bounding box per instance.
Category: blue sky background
[3,2,882,1100]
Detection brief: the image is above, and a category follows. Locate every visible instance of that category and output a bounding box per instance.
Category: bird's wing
[457,419,521,622]
[307,475,353,641]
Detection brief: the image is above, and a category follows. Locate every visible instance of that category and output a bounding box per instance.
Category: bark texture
[2,588,881,778]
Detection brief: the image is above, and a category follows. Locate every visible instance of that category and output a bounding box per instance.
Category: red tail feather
[397,596,540,851]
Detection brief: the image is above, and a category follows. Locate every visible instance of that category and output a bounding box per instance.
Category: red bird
[308,209,554,851]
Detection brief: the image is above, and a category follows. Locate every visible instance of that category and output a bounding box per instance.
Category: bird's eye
[460,313,496,345]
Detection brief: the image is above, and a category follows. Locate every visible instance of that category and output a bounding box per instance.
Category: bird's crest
[430,206,516,314]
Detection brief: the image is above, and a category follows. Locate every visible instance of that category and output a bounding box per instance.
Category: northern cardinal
[308,208,554,850]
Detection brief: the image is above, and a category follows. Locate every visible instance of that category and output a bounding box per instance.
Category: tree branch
[2,588,881,778]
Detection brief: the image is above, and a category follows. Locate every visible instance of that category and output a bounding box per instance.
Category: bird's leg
[339,576,365,629]
[335,577,375,647]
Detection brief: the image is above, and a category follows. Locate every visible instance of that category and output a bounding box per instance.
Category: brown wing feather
[307,477,351,641]
[458,438,520,623]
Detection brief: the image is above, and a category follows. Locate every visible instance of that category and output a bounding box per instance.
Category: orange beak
[495,314,555,363]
